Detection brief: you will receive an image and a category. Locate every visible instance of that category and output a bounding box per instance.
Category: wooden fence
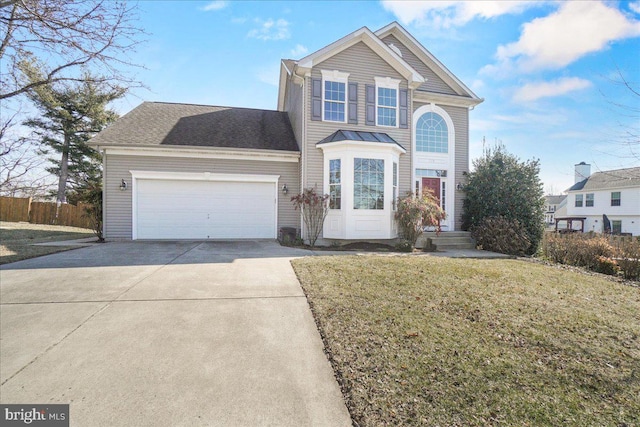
[0,196,92,229]
[549,230,639,249]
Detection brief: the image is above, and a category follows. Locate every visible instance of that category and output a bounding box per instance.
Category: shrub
[394,191,446,249]
[81,180,104,242]
[461,144,545,255]
[616,238,640,281]
[291,187,329,248]
[470,215,531,256]
[594,256,619,276]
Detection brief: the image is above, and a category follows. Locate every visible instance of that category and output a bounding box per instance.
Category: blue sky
[118,0,640,193]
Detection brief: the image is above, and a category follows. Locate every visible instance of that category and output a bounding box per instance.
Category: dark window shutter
[399,89,408,129]
[365,84,375,126]
[311,78,322,121]
[348,82,358,124]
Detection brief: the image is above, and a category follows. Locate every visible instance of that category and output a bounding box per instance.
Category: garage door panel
[135,178,276,239]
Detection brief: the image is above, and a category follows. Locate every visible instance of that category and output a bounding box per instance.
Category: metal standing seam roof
[316,130,404,149]
[89,101,300,152]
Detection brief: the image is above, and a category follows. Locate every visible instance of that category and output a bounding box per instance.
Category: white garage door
[135,178,277,239]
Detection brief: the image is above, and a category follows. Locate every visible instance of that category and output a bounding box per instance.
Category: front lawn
[0,221,94,265]
[292,256,640,426]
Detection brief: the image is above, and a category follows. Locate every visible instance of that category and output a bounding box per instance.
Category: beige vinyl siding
[381,34,458,96]
[413,102,469,229]
[306,41,413,197]
[285,78,303,148]
[103,154,300,239]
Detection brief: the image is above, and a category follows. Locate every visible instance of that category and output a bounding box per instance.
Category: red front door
[422,177,440,203]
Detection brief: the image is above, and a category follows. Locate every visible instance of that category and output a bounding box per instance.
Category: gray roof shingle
[567,167,640,192]
[90,102,299,152]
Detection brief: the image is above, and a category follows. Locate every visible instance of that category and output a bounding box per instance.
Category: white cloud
[495,1,640,72]
[256,64,280,86]
[289,44,308,57]
[381,0,539,29]
[630,2,640,15]
[247,18,290,41]
[201,1,227,12]
[513,77,592,103]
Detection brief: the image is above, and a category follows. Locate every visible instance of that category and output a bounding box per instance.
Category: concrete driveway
[0,241,352,426]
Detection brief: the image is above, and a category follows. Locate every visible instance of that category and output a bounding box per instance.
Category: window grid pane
[377,87,397,126]
[586,193,594,207]
[329,159,341,209]
[324,81,345,122]
[575,194,583,207]
[416,112,448,153]
[354,158,384,210]
[392,162,398,210]
[611,192,621,206]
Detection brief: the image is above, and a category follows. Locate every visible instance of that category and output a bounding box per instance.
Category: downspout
[298,70,306,242]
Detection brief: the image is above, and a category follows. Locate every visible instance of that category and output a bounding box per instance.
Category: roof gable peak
[296,25,424,89]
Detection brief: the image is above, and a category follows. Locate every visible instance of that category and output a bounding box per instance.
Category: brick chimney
[575,162,591,184]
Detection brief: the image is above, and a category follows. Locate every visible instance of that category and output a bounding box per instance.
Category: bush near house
[394,191,446,249]
[542,233,640,280]
[291,187,329,248]
[462,144,545,255]
[471,215,530,256]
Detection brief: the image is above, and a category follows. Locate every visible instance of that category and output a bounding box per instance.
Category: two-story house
[558,162,640,236]
[544,195,566,226]
[90,22,482,242]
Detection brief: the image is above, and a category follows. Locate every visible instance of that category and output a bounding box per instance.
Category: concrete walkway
[0,241,351,427]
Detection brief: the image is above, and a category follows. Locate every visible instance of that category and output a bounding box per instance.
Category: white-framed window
[575,194,583,207]
[611,191,621,206]
[354,158,385,210]
[392,162,398,210]
[586,193,594,207]
[416,112,448,153]
[375,76,400,127]
[329,159,341,209]
[321,70,349,123]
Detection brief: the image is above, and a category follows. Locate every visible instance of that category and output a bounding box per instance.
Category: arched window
[416,112,448,153]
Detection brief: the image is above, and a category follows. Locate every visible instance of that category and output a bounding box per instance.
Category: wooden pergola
[554,217,587,233]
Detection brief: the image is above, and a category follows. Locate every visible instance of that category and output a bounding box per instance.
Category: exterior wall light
[456,182,463,191]
[282,184,288,195]
[119,179,128,191]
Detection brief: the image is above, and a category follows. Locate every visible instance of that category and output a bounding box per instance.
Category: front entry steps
[416,231,476,251]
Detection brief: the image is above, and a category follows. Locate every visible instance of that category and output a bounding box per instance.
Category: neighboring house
[544,195,566,225]
[559,162,640,236]
[90,22,482,242]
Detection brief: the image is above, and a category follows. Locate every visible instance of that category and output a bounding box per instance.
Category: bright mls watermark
[1,405,69,426]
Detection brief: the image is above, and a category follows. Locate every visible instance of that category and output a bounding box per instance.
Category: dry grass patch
[292,256,640,426]
[0,221,94,265]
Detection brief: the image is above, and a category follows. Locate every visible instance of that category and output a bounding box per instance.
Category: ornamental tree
[395,190,446,248]
[291,187,329,248]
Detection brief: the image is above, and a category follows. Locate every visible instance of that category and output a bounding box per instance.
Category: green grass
[292,256,640,426]
[0,221,94,265]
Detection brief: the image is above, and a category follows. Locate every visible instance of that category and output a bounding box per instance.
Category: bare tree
[0,108,52,197]
[0,0,145,101]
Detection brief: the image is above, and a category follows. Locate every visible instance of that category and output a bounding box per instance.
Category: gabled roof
[90,102,299,152]
[297,26,424,88]
[566,167,640,192]
[374,22,481,101]
[545,195,567,205]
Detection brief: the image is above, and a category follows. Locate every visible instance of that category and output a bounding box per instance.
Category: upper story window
[611,191,621,206]
[321,70,349,123]
[354,158,384,210]
[575,194,583,207]
[375,77,400,127]
[585,193,594,207]
[416,112,448,153]
[329,159,341,209]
